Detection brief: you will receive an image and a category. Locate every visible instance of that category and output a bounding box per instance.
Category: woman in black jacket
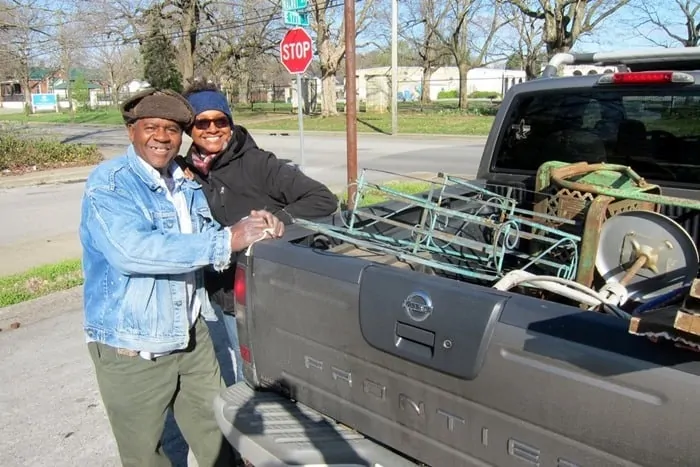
[180,81,338,383]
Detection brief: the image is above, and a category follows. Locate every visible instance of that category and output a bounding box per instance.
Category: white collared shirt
[136,157,202,360]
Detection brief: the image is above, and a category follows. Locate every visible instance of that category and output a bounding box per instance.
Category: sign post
[345,0,358,209]
[280,26,313,171]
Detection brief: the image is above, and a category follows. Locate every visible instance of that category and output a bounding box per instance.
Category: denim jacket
[79,145,232,353]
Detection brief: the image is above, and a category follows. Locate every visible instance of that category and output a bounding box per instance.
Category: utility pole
[391,0,398,135]
[345,0,358,209]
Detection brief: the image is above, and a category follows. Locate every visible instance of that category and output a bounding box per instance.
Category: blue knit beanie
[186,90,233,124]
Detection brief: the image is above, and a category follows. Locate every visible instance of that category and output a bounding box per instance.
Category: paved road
[0,288,239,467]
[0,125,486,275]
[21,123,486,178]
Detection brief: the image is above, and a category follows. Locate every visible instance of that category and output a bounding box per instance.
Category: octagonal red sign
[280,27,313,74]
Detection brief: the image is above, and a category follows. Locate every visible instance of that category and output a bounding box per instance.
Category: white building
[560,65,615,76]
[355,66,526,105]
[285,66,527,113]
[124,79,151,94]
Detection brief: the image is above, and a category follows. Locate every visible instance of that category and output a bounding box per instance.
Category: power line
[3,0,346,61]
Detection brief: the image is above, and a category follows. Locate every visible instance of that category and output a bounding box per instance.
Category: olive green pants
[88,317,233,467]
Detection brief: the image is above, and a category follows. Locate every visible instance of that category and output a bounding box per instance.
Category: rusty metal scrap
[541,161,700,211]
[534,161,660,288]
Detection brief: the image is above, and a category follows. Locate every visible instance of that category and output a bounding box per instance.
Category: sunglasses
[193,117,230,130]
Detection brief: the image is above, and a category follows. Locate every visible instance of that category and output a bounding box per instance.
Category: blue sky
[574,0,692,52]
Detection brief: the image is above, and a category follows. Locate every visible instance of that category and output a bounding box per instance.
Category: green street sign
[282,0,308,11]
[284,10,310,27]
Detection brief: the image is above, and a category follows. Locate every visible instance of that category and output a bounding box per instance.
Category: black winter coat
[177,125,338,313]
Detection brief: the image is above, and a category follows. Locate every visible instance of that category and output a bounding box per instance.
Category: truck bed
[227,229,700,467]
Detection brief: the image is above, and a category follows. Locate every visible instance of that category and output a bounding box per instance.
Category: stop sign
[280,27,314,74]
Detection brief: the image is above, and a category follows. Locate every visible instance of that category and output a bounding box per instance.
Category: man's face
[191,110,232,156]
[127,118,183,170]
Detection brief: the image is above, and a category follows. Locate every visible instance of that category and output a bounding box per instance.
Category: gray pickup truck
[215,47,700,467]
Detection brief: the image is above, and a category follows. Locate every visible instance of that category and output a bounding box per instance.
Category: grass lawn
[0,107,292,126]
[0,109,124,125]
[344,179,433,207]
[0,259,83,308]
[245,113,494,135]
[0,107,494,136]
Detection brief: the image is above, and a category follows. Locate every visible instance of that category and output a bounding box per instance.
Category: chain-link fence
[229,84,293,113]
[93,91,138,107]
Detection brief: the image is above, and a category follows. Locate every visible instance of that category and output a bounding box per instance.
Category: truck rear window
[493,88,700,185]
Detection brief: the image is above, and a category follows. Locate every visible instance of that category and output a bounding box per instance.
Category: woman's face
[191,110,232,156]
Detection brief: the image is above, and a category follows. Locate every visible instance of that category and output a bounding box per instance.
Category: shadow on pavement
[228,379,368,466]
[61,127,125,144]
[357,118,390,135]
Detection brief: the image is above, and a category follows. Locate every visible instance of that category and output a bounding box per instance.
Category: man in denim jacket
[79,88,284,467]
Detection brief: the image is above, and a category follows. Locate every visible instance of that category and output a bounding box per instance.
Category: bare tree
[91,45,142,106]
[54,13,89,112]
[198,0,282,104]
[431,0,507,109]
[160,0,212,86]
[0,0,21,30]
[72,3,143,105]
[307,0,377,117]
[86,0,156,45]
[94,0,212,85]
[501,2,545,79]
[0,0,54,112]
[399,0,452,104]
[634,0,700,47]
[508,0,631,57]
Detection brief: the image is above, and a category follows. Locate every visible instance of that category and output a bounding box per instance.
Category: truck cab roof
[478,48,700,197]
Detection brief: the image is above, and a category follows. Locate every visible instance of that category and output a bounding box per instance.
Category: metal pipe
[592,46,700,63]
[296,73,304,171]
[492,270,602,307]
[391,0,398,135]
[345,0,358,210]
[541,52,575,78]
[541,46,700,78]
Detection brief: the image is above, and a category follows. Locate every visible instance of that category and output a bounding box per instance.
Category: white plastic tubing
[492,270,630,319]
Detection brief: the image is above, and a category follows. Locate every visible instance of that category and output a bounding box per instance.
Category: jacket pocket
[117,277,162,336]
[151,210,178,232]
[195,207,214,230]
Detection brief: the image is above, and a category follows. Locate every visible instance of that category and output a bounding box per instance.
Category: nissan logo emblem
[403,291,433,322]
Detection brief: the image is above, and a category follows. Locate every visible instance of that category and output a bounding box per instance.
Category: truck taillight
[234,264,246,307]
[233,264,252,364]
[240,345,251,363]
[597,71,695,85]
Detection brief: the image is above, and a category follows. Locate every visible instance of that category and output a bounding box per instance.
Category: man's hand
[249,210,285,238]
[228,210,284,252]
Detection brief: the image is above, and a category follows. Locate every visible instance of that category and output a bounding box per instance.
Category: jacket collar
[184,125,259,175]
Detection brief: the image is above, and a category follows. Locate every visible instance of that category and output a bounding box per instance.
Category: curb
[0,286,83,331]
[0,166,96,189]
[251,129,488,140]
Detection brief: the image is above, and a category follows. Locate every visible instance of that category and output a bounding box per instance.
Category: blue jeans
[221,312,245,384]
